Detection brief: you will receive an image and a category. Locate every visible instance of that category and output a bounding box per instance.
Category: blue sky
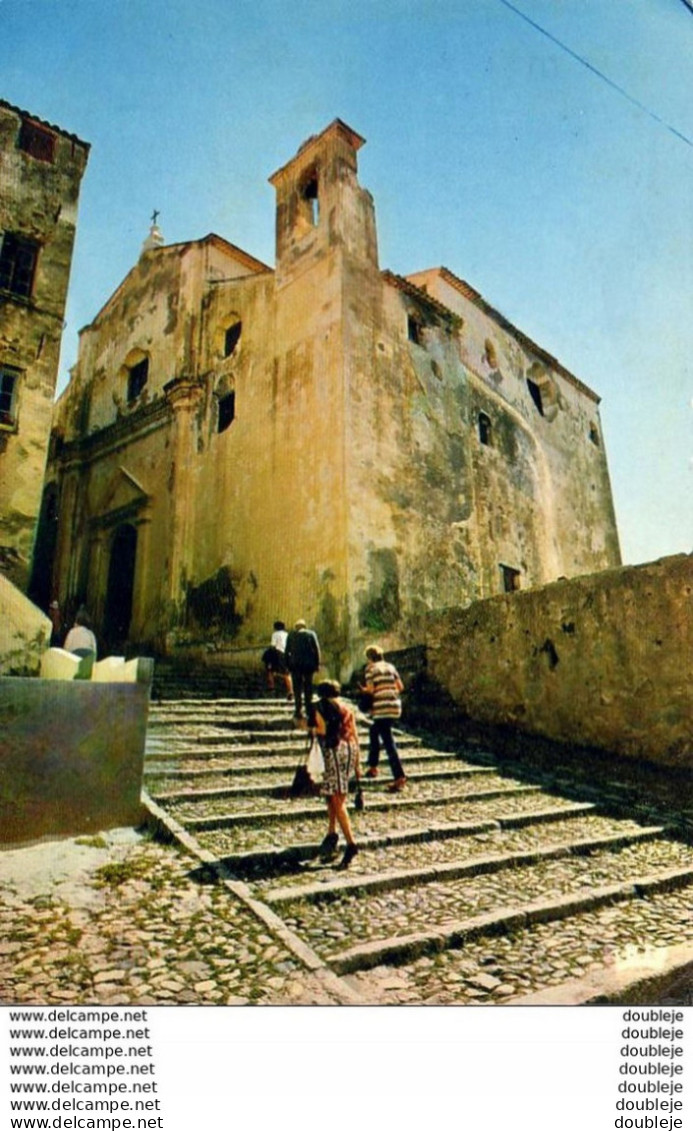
[2,0,691,566]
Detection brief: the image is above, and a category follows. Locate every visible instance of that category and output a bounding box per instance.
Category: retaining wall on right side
[425,553,692,770]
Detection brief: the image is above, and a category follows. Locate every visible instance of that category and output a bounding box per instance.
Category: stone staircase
[151,660,267,701]
[143,696,693,1004]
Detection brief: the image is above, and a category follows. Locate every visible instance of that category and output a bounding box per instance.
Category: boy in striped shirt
[361,645,407,792]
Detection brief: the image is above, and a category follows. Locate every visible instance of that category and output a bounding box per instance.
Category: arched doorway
[104,524,137,652]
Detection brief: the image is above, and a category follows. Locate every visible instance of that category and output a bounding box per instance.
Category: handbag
[306,736,325,782]
[289,763,316,799]
[289,736,323,799]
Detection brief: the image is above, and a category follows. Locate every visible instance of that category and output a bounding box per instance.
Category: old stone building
[45,119,620,677]
[0,99,89,594]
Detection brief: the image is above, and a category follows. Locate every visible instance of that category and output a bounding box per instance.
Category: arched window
[478,411,492,446]
[224,321,242,357]
[217,391,236,433]
[301,170,319,226]
[126,357,149,403]
[408,315,423,345]
[526,377,544,417]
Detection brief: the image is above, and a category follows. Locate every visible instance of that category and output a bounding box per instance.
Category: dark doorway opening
[28,484,59,612]
[104,524,137,652]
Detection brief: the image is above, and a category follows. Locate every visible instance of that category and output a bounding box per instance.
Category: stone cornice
[268,119,366,186]
[57,398,171,468]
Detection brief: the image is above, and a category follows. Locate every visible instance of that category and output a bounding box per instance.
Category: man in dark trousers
[285,619,321,726]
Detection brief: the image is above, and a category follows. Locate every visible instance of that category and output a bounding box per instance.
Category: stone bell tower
[258,122,381,669]
[268,118,378,285]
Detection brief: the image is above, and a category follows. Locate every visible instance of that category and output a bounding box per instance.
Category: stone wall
[0,677,150,845]
[425,554,692,769]
[0,100,89,591]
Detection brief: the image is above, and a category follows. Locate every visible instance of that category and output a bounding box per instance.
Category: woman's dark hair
[273,620,285,630]
[316,679,340,699]
[75,607,92,629]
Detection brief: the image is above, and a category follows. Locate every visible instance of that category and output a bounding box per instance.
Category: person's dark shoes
[336,843,359,870]
[319,832,339,862]
[365,766,379,778]
[388,777,407,792]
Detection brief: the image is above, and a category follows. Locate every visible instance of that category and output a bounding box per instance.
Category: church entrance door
[104,523,137,652]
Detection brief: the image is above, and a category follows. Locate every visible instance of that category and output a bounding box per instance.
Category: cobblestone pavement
[0,832,343,1006]
[3,695,693,1008]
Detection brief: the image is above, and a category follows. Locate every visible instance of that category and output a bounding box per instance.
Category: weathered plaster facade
[0,572,51,676]
[45,119,620,676]
[424,554,692,770]
[0,99,89,592]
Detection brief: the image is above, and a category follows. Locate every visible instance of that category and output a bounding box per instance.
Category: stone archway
[103,523,138,652]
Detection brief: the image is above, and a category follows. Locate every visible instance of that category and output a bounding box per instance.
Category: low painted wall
[425,554,692,770]
[0,677,150,845]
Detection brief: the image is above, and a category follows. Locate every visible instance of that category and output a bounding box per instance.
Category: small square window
[217,391,235,433]
[18,120,56,163]
[0,233,39,299]
[500,564,521,593]
[0,365,20,428]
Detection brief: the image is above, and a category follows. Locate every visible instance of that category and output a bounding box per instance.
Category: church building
[44,119,620,677]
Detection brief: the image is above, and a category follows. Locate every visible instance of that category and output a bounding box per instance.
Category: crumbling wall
[425,553,693,769]
[0,572,51,675]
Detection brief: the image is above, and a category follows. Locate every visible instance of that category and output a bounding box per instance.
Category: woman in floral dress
[313,680,361,870]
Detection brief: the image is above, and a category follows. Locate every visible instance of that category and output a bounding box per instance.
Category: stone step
[194,799,597,860]
[148,710,297,727]
[142,747,487,779]
[146,764,496,802]
[162,780,545,829]
[145,727,422,749]
[140,691,693,1004]
[150,692,288,701]
[264,825,666,904]
[151,668,267,696]
[277,839,693,971]
[359,877,693,1003]
[327,863,693,976]
[192,800,596,859]
[209,803,598,873]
